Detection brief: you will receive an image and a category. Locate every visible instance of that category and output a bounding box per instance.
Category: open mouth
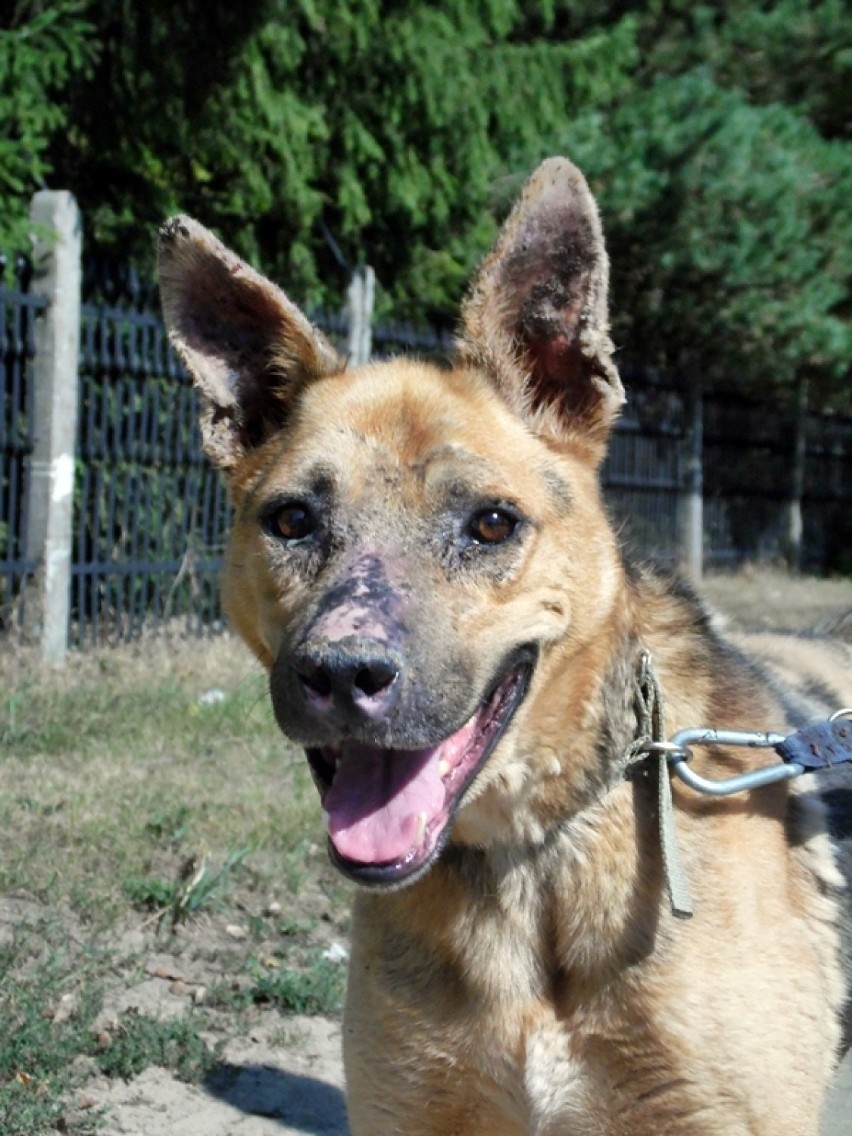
[305,649,535,886]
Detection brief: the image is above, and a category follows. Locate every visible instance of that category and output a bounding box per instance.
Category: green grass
[247,957,346,1015]
[0,635,351,1133]
[0,924,217,1136]
[0,637,329,926]
[94,1008,218,1083]
[0,931,103,1136]
[211,953,347,1017]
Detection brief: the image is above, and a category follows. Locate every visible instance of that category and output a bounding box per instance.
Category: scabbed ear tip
[537,155,579,177]
[527,156,591,196]
[457,155,620,454]
[159,216,192,244]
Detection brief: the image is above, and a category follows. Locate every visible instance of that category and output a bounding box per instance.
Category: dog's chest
[350,852,625,1133]
[445,905,620,1132]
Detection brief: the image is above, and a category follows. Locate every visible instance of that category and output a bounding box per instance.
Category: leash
[624,651,852,922]
[623,652,695,919]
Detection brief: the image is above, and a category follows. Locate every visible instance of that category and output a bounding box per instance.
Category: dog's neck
[415,568,723,950]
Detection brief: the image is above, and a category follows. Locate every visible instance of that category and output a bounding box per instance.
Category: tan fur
[159,158,850,1135]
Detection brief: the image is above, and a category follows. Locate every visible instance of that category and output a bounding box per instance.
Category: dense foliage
[0,2,95,253]
[1,0,849,404]
[567,71,851,398]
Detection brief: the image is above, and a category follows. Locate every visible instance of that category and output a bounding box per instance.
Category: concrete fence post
[24,191,82,665]
[679,382,704,581]
[785,375,808,573]
[346,265,375,367]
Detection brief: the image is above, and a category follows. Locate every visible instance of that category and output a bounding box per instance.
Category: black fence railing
[75,306,222,642]
[372,318,455,361]
[0,254,47,632]
[700,388,852,571]
[72,263,228,644]
[602,376,684,564]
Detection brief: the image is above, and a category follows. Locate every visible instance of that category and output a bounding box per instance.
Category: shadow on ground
[205,1062,349,1135]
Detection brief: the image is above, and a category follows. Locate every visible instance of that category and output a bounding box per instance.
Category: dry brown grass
[0,632,335,928]
[702,566,852,633]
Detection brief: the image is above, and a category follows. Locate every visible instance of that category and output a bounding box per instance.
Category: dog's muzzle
[303,645,537,887]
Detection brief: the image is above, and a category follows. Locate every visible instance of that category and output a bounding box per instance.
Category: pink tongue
[324,720,476,865]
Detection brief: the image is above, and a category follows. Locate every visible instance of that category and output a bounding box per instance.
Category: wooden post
[24,191,82,665]
[346,265,375,367]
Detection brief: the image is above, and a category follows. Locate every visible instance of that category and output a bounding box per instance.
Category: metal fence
[701,389,852,571]
[73,264,230,644]
[603,378,684,564]
[3,235,852,653]
[600,377,852,573]
[372,318,455,361]
[0,255,46,633]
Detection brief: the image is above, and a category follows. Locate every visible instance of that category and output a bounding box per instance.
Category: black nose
[293,641,401,720]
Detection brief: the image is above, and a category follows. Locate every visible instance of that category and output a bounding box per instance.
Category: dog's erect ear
[458,158,624,454]
[158,216,344,469]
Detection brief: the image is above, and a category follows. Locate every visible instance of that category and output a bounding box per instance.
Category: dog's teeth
[437,759,450,777]
[415,812,428,840]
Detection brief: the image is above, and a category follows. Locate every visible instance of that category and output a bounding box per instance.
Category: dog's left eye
[467,508,518,545]
[268,502,315,542]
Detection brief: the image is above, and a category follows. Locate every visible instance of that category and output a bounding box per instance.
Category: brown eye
[269,502,315,542]
[467,508,517,545]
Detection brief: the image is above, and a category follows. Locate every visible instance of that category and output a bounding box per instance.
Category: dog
[159,157,851,1135]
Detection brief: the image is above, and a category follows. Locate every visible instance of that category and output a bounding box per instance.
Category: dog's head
[159,158,626,887]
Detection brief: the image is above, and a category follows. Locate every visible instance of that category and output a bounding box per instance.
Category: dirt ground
[25,571,852,1134]
[83,1015,347,1136]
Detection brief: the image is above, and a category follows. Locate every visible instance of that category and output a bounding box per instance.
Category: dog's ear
[158,216,344,469]
[458,157,624,456]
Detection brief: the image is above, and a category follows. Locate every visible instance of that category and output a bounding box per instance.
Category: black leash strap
[775,716,852,770]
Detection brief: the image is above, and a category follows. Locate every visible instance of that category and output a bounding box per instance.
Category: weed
[250,956,346,1015]
[211,954,346,1016]
[278,916,316,937]
[247,912,267,940]
[145,804,191,845]
[268,1021,310,1050]
[122,875,178,911]
[0,931,102,1135]
[1,690,25,748]
[122,848,249,928]
[95,1008,218,1083]
[172,849,248,924]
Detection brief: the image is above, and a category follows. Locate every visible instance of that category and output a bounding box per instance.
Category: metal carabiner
[666,727,802,797]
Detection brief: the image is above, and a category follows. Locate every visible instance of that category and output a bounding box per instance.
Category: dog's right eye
[267,502,315,543]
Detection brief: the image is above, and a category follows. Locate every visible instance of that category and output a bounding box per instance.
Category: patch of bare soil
[90,877,351,1135]
[1,883,350,1135]
[84,1015,347,1136]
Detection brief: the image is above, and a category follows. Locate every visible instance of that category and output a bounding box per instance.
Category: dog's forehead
[273,357,556,493]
